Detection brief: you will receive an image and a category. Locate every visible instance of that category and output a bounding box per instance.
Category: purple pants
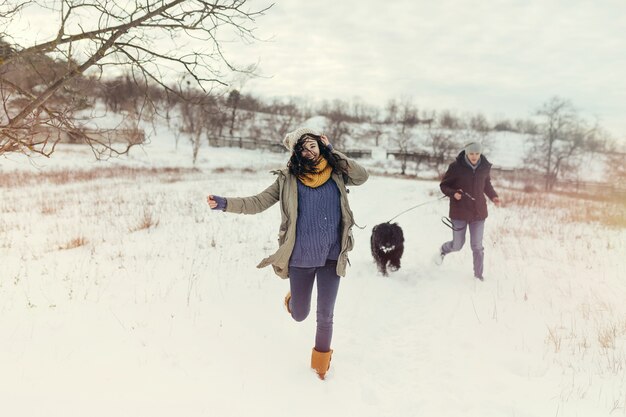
[288,259,340,352]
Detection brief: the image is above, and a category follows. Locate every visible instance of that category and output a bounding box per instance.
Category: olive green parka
[224,150,369,279]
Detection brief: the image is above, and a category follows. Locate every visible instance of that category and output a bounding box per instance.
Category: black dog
[370,222,405,276]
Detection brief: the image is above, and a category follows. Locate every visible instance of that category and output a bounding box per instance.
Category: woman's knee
[291,305,310,322]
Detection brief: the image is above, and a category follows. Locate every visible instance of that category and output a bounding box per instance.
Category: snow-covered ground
[1,126,625,417]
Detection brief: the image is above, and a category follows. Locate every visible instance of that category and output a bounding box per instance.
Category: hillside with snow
[1,118,625,417]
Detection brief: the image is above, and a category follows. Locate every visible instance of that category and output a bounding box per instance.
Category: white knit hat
[464,142,483,154]
[283,127,320,151]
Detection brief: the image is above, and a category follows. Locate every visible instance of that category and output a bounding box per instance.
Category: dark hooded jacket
[440,151,498,222]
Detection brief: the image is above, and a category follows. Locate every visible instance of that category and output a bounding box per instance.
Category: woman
[436,142,501,280]
[207,127,369,379]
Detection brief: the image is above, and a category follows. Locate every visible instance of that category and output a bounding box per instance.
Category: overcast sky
[221,0,626,140]
[9,0,625,140]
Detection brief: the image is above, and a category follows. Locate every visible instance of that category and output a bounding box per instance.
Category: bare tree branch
[0,0,272,158]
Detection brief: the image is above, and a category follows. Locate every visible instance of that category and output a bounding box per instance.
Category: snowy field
[1,134,625,417]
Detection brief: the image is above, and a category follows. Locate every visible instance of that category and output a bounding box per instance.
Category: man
[436,142,501,281]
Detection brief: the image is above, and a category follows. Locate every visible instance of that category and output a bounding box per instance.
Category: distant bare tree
[101,74,162,116]
[348,98,379,123]
[236,109,258,143]
[418,109,436,128]
[382,98,423,174]
[205,102,229,141]
[604,145,626,185]
[493,118,515,132]
[179,88,207,165]
[226,89,241,137]
[438,109,462,130]
[320,99,352,148]
[512,119,523,134]
[525,97,601,191]
[367,122,385,147]
[176,83,229,162]
[427,127,461,177]
[397,98,419,133]
[222,71,264,141]
[0,0,270,158]
[384,99,398,124]
[323,118,351,150]
[521,119,539,135]
[266,98,303,141]
[390,125,417,175]
[470,113,490,133]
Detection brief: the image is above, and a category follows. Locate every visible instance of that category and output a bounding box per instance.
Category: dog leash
[386,190,477,224]
[459,190,476,201]
[440,191,477,231]
[386,195,447,223]
[441,217,465,231]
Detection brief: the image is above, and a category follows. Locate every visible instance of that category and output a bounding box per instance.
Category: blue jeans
[441,219,485,278]
[288,260,340,352]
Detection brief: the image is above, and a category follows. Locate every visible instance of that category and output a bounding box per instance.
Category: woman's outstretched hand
[207,195,227,211]
[207,195,218,209]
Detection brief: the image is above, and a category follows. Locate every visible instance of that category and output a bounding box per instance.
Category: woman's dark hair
[288,134,348,177]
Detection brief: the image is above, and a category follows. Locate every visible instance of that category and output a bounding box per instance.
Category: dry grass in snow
[1,153,625,417]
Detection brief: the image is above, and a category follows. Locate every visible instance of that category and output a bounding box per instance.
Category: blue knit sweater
[289,178,342,268]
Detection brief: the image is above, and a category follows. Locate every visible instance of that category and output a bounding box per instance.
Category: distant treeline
[2,46,623,190]
[94,74,540,135]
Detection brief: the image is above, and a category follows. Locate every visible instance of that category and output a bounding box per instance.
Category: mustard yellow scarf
[299,157,332,188]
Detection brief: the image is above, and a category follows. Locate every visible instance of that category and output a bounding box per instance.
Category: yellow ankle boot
[311,348,333,380]
[284,291,291,314]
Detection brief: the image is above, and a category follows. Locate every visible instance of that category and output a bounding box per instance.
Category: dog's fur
[370,222,405,276]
